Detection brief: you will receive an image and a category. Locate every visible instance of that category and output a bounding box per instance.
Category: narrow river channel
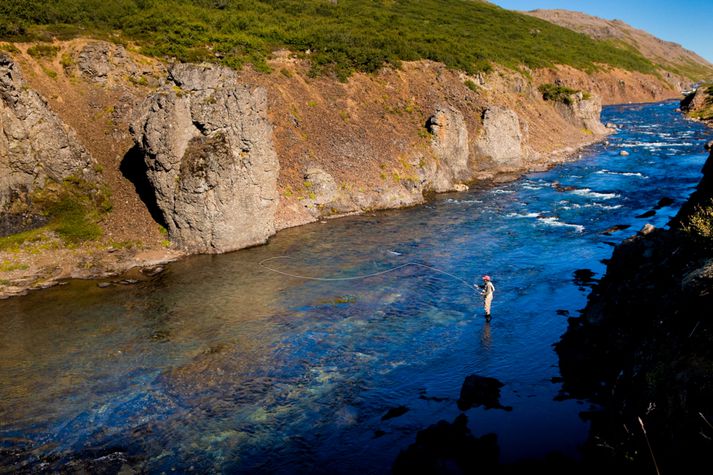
[1,100,711,473]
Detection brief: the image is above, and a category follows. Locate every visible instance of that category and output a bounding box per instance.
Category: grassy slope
[0,0,657,79]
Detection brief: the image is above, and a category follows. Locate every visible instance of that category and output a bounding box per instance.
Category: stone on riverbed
[457,374,512,411]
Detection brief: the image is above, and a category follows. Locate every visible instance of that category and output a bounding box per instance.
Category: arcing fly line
[259,256,478,294]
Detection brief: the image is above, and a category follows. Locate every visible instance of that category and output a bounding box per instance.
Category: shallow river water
[1,101,711,473]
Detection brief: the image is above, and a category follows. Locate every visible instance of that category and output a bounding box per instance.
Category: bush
[538,83,581,105]
[30,177,111,245]
[26,43,60,59]
[464,79,479,92]
[0,42,20,54]
[681,199,713,238]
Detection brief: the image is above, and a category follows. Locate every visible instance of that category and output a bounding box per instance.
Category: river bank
[0,132,607,300]
[555,142,713,473]
[2,35,690,299]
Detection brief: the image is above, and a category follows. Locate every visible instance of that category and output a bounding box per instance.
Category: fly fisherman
[474,275,495,321]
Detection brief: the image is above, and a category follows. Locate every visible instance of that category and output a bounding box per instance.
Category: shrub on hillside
[27,43,60,59]
[0,0,658,79]
[538,83,586,105]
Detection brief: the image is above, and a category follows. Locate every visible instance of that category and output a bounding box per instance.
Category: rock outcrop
[474,106,525,171]
[130,63,279,253]
[681,84,713,126]
[553,92,609,134]
[73,41,163,87]
[0,53,95,213]
[426,106,470,191]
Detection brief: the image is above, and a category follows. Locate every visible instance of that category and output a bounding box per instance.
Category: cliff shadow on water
[556,146,713,474]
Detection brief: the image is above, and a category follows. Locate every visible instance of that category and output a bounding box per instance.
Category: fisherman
[475,275,495,321]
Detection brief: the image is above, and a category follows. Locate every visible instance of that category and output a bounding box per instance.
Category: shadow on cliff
[120,145,168,229]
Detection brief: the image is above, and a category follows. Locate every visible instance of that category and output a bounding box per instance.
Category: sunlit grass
[0,0,659,79]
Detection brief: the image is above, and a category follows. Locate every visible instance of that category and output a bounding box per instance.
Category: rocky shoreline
[0,133,608,300]
[555,144,713,472]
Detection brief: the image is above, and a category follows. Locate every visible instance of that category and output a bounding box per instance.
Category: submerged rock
[141,265,164,277]
[573,268,598,289]
[457,374,512,411]
[381,405,410,421]
[635,210,656,218]
[392,414,499,475]
[602,224,630,235]
[654,197,674,209]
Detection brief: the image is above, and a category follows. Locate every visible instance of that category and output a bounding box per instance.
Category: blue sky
[491,0,713,63]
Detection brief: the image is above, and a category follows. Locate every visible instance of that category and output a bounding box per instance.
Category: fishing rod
[258,256,479,295]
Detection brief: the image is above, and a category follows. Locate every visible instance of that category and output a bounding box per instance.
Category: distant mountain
[525,9,713,81]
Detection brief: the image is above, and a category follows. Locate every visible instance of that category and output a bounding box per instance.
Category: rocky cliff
[555,147,713,473]
[0,38,692,297]
[681,83,713,126]
[130,63,279,253]
[0,53,96,216]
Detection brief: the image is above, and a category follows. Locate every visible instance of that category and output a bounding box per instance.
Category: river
[1,101,711,473]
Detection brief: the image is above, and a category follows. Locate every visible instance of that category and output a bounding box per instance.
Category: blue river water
[1,101,711,473]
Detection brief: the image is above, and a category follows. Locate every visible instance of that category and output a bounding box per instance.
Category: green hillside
[0,0,657,79]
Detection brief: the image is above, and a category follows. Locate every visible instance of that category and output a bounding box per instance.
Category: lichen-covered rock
[554,92,609,134]
[300,165,340,217]
[0,53,95,212]
[130,63,279,253]
[74,41,163,87]
[474,106,524,171]
[303,166,338,206]
[426,106,470,191]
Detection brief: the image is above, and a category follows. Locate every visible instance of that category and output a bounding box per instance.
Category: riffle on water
[0,101,711,473]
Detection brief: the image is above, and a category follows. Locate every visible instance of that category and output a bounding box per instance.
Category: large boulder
[130,63,279,253]
[0,53,95,212]
[680,85,710,114]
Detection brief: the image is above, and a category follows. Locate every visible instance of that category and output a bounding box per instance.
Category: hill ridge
[525,8,713,81]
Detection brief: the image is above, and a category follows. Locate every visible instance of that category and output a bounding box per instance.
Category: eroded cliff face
[257,58,612,229]
[474,106,526,172]
[533,65,682,105]
[0,53,96,214]
[0,39,671,296]
[681,84,713,127]
[130,63,279,253]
